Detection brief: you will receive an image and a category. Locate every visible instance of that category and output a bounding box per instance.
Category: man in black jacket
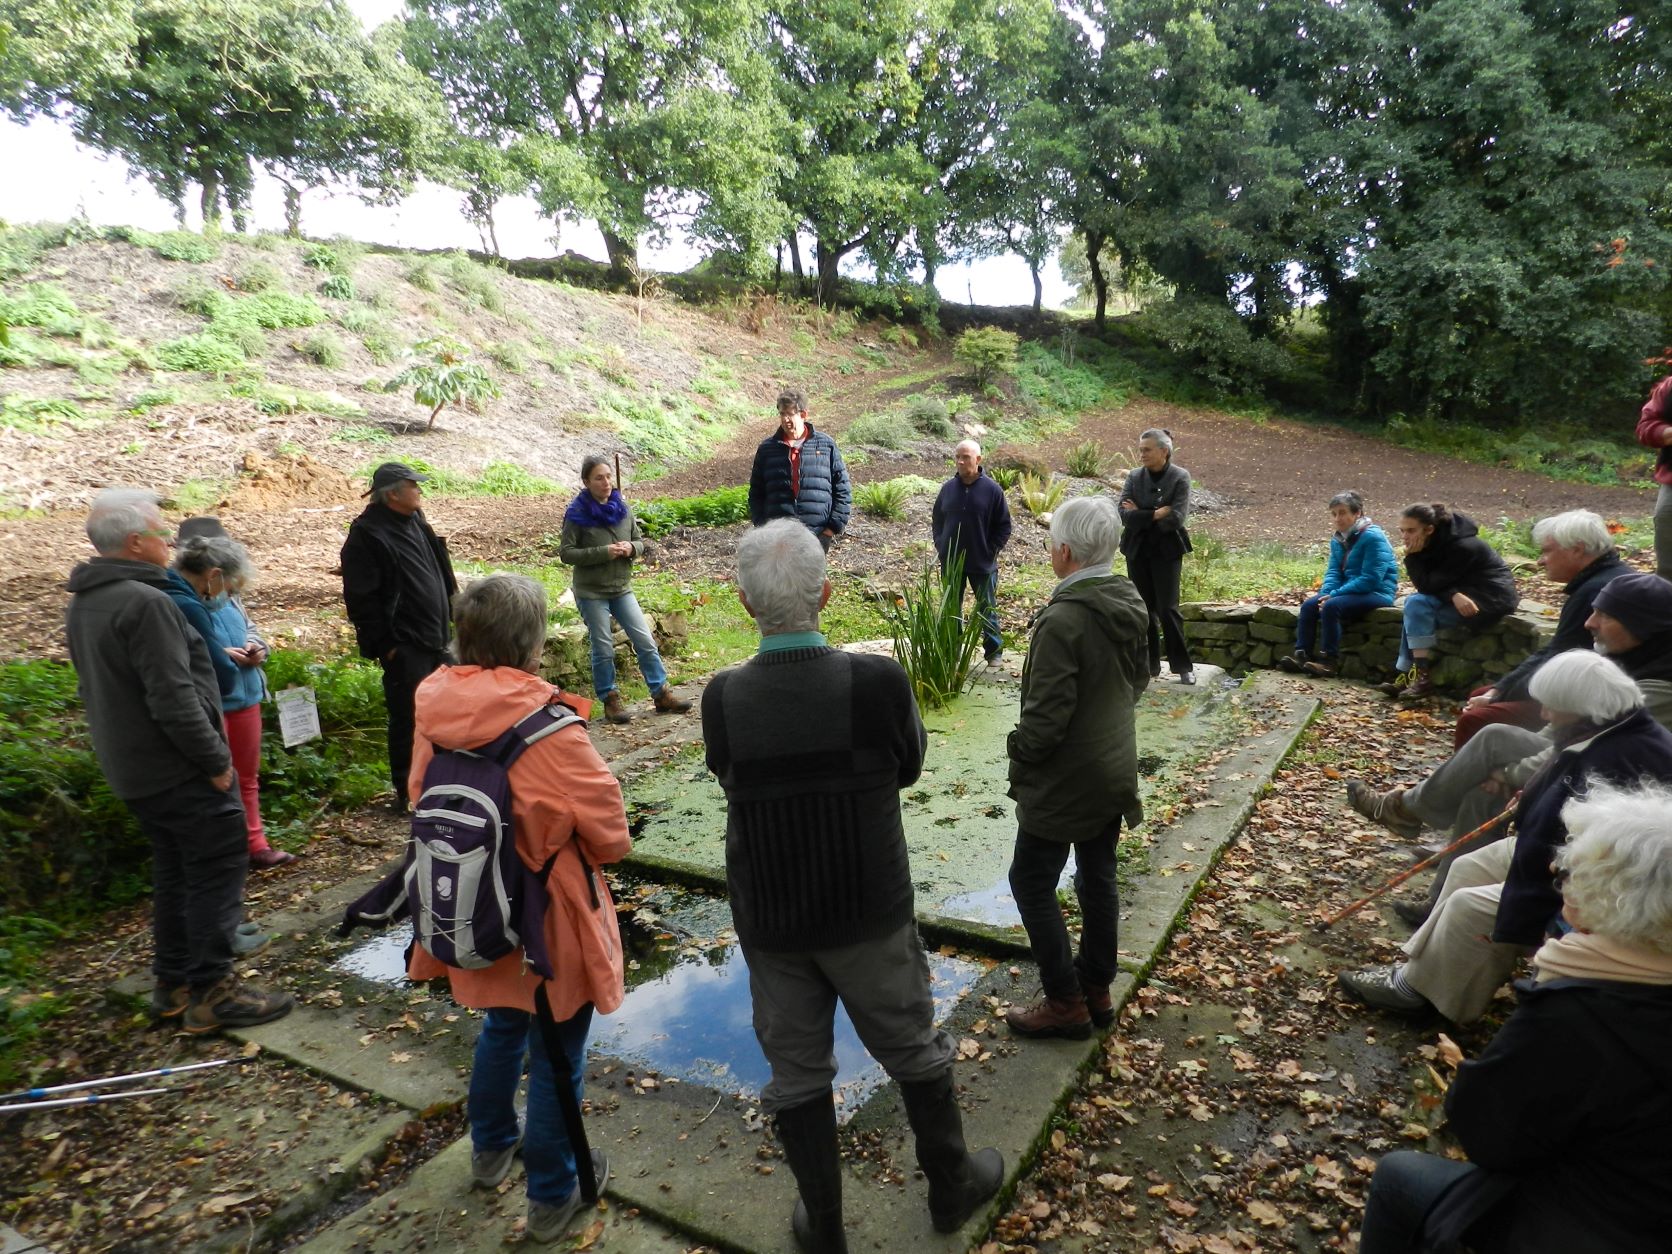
[747,389,851,550]
[932,440,1012,664]
[1454,509,1627,747]
[67,488,292,1034]
[340,462,458,810]
[702,520,1000,1252]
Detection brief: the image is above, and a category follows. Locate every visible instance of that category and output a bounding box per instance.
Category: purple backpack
[342,702,583,979]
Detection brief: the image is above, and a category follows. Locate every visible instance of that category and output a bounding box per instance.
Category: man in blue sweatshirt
[932,440,1013,664]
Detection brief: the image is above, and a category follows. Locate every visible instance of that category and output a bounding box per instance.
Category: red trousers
[1453,688,1544,750]
[224,703,268,853]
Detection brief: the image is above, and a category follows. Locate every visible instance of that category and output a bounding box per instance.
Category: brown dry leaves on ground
[984,679,1499,1254]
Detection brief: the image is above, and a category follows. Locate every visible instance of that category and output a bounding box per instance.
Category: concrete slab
[0,1226,46,1253]
[293,1131,695,1253]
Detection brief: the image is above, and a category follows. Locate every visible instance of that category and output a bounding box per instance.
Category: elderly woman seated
[1356,780,1672,1254]
[1337,650,1672,1023]
[1276,491,1398,677]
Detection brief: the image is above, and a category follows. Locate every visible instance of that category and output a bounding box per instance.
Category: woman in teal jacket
[168,522,293,868]
[1278,491,1398,677]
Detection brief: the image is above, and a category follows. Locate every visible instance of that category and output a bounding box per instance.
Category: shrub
[302,242,340,271]
[635,484,752,537]
[901,394,956,439]
[148,230,221,263]
[155,333,245,372]
[336,306,380,334]
[953,326,1019,389]
[883,548,984,709]
[0,283,83,335]
[385,337,500,428]
[1065,440,1106,478]
[987,465,1021,491]
[1017,472,1067,516]
[232,292,325,329]
[0,222,71,281]
[128,388,182,414]
[234,261,284,293]
[404,259,438,291]
[299,330,346,367]
[444,252,505,312]
[361,329,400,365]
[487,340,527,373]
[1133,297,1293,398]
[219,323,267,358]
[856,479,911,521]
[846,410,908,449]
[320,272,356,301]
[0,395,92,433]
[171,276,222,316]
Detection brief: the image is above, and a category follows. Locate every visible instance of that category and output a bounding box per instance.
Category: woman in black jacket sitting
[1357,779,1672,1254]
[1383,503,1518,700]
[1119,428,1194,684]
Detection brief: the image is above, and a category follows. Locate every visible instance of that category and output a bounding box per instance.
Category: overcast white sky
[0,0,1069,309]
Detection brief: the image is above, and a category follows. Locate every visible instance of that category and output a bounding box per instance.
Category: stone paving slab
[0,1225,46,1253]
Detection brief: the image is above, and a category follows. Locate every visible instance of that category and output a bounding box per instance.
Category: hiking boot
[1174,670,1197,686]
[984,647,1003,666]
[250,847,296,869]
[1346,780,1422,841]
[1275,651,1309,673]
[182,975,294,1035]
[151,983,190,1020]
[231,927,272,958]
[1302,656,1339,677]
[1004,994,1092,1040]
[1391,899,1431,929]
[899,1071,1005,1234]
[1337,965,1428,1014]
[652,686,691,715]
[526,1150,610,1244]
[1374,670,1412,697]
[1078,976,1115,1029]
[1398,664,1437,701]
[470,1131,522,1189]
[603,691,632,725]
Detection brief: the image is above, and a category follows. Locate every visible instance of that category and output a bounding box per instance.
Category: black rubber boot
[899,1071,1005,1234]
[773,1092,848,1254]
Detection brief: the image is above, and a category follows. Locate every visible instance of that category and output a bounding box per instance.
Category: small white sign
[275,686,322,748]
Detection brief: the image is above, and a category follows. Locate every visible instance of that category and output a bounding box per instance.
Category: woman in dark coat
[1118,428,1194,684]
[1383,503,1518,700]
[1357,779,1672,1254]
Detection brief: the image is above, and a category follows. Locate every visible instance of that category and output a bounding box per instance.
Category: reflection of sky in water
[590,945,984,1119]
[936,851,1079,925]
[335,930,411,983]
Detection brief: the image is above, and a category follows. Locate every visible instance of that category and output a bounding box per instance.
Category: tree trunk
[815,242,842,308]
[787,234,804,282]
[199,172,221,231]
[283,185,303,238]
[1085,230,1110,331]
[774,242,783,286]
[602,231,637,274]
[487,211,501,259]
[1030,264,1043,313]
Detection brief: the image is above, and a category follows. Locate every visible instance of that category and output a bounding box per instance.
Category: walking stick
[0,1057,232,1103]
[1313,796,1519,933]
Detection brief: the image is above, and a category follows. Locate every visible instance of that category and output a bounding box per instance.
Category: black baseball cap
[364,462,429,497]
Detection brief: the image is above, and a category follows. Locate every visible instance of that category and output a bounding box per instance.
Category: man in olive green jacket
[1005,496,1151,1040]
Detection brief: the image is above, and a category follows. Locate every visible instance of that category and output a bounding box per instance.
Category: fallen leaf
[1246,1198,1283,1227]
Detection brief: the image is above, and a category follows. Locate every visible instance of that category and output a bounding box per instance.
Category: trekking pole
[0,1087,173,1115]
[614,452,622,496]
[0,1058,232,1104]
[1313,797,1519,933]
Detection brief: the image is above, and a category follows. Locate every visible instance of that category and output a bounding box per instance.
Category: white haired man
[1453,509,1628,748]
[1005,497,1151,1038]
[1338,650,1672,1023]
[340,461,459,812]
[66,488,292,1033]
[931,439,1012,664]
[1358,781,1672,1254]
[702,519,1001,1252]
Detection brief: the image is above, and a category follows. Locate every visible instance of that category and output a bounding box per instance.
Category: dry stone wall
[1182,601,1557,692]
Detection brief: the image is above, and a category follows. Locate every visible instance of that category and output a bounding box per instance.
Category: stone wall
[540,609,690,692]
[1181,601,1557,692]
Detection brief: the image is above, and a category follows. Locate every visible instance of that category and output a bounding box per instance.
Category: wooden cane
[1313,795,1520,932]
[614,451,622,496]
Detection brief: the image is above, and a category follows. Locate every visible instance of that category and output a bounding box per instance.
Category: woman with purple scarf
[559,455,691,725]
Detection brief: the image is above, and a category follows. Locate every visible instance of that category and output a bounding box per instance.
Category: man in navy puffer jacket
[748,389,851,551]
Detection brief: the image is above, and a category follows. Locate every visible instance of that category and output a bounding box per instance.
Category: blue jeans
[957,569,1002,656]
[469,1003,594,1206]
[576,592,668,697]
[1358,1150,1477,1254]
[1396,593,1465,672]
[1296,591,1388,658]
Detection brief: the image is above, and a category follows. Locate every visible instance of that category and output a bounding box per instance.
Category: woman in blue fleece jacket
[1278,491,1399,677]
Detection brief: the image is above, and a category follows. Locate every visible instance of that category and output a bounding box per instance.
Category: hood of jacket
[66,557,173,594]
[413,663,568,752]
[1437,510,1481,544]
[1051,573,1151,642]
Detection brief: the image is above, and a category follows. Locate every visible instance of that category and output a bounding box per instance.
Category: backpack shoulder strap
[489,701,585,770]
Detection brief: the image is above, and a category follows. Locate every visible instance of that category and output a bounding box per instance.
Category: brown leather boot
[1398,662,1436,701]
[652,686,691,715]
[1004,993,1092,1040]
[603,691,632,724]
[1078,977,1115,1029]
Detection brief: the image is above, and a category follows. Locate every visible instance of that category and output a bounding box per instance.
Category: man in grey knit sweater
[702,519,1001,1253]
